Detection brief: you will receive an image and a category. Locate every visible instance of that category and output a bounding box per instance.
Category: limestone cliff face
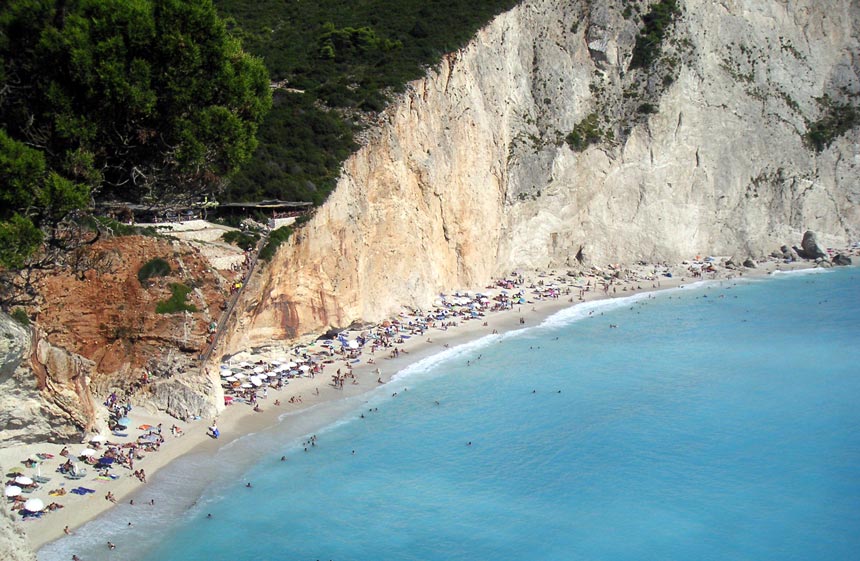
[229,0,859,347]
[0,315,94,445]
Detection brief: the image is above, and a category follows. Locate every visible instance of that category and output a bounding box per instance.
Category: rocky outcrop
[797,230,828,259]
[146,368,222,422]
[227,0,859,348]
[832,253,852,266]
[0,316,102,445]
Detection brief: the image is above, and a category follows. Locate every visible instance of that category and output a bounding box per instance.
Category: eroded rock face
[0,317,100,445]
[229,0,859,349]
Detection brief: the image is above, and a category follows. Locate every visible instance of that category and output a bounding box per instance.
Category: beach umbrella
[233,372,247,379]
[220,370,232,378]
[241,382,253,389]
[4,486,21,497]
[79,448,96,457]
[348,340,359,349]
[253,366,265,374]
[117,417,131,427]
[249,377,262,387]
[23,498,44,512]
[98,457,115,465]
[299,365,310,372]
[286,362,297,368]
[14,476,33,486]
[90,434,106,443]
[225,376,237,382]
[238,361,250,368]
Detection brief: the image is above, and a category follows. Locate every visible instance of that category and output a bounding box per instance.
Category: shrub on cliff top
[138,258,172,285]
[259,226,293,262]
[156,283,198,314]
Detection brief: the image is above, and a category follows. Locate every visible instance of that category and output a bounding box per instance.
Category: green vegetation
[138,258,172,284]
[629,0,680,70]
[566,113,605,152]
[215,0,519,204]
[156,283,198,314]
[259,226,293,262]
[804,96,859,152]
[10,308,30,326]
[0,0,270,277]
[222,230,260,249]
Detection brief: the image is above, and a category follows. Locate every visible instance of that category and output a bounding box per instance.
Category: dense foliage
[0,0,270,272]
[156,283,198,314]
[629,0,680,70]
[221,229,260,249]
[216,0,520,203]
[804,95,859,152]
[566,113,605,152]
[137,258,172,284]
[259,226,293,262]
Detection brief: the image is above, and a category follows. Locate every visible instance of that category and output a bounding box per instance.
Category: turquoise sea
[41,267,860,561]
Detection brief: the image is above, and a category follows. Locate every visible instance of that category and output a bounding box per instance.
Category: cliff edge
[229,0,859,348]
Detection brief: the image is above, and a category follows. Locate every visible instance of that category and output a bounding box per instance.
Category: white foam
[770,267,830,276]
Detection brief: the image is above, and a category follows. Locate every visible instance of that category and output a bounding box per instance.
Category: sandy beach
[0,255,843,552]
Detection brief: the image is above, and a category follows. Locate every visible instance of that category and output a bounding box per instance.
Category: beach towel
[112,432,128,437]
[97,474,120,481]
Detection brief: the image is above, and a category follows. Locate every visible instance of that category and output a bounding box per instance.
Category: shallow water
[40,267,860,561]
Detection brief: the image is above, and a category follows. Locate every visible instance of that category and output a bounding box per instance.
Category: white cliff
[228,0,859,347]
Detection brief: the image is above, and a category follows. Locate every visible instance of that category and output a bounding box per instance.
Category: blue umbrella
[116,417,130,426]
[98,457,115,465]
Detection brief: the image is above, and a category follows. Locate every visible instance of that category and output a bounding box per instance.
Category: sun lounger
[33,476,51,484]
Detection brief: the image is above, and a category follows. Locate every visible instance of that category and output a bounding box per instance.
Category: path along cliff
[226,0,860,351]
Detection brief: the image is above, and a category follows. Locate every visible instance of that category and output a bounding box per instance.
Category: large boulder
[832,253,853,266]
[797,231,827,260]
[743,258,757,268]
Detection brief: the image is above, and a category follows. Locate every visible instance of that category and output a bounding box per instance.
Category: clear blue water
[41,267,860,561]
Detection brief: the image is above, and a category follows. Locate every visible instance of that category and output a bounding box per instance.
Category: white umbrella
[241,382,252,389]
[23,498,44,512]
[286,361,297,368]
[253,366,265,374]
[233,372,247,379]
[14,476,33,486]
[257,372,269,379]
[249,377,262,387]
[90,434,106,443]
[348,340,359,349]
[225,376,238,382]
[79,448,96,457]
[4,486,21,497]
[238,361,250,368]
[220,370,232,378]
[299,365,310,372]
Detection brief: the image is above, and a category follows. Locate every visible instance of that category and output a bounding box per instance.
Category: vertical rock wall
[228,0,859,349]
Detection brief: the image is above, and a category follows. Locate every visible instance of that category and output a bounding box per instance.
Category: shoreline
[0,257,848,553]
